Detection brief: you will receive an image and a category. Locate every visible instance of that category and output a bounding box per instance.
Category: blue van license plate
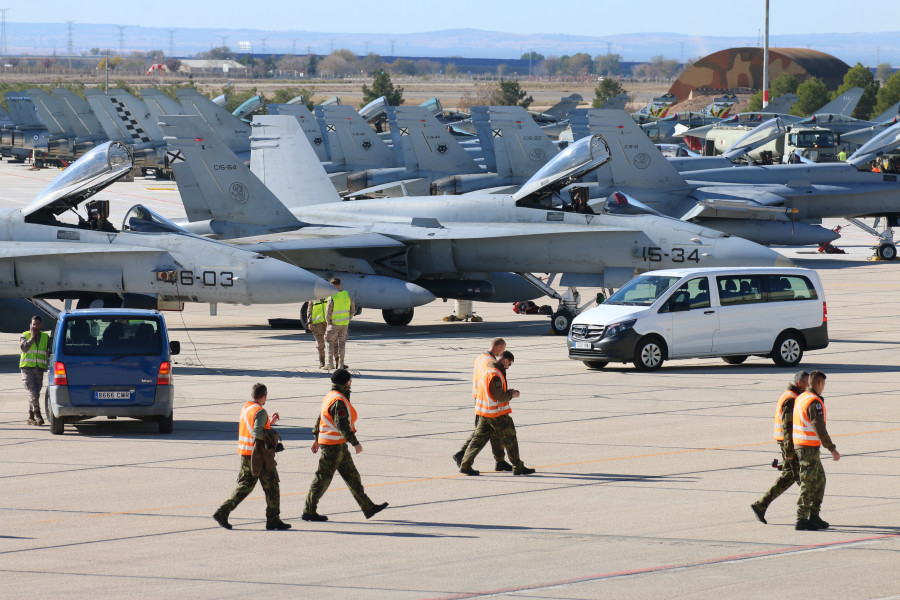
[95,391,132,400]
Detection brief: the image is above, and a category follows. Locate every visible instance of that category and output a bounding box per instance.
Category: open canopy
[513,135,611,204]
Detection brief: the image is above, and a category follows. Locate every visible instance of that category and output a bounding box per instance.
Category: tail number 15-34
[637,247,700,263]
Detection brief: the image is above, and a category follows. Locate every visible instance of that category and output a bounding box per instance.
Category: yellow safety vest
[330,290,351,326]
[238,401,271,456]
[317,390,358,445]
[310,299,327,325]
[20,331,50,369]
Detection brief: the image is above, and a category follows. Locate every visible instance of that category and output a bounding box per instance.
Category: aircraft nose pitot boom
[244,256,336,304]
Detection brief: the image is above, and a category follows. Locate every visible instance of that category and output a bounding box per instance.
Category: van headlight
[603,319,636,339]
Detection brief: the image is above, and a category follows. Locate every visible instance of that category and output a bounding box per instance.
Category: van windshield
[63,317,162,356]
[605,275,682,306]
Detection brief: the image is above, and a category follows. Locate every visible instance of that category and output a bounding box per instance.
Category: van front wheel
[633,337,665,371]
[159,411,174,434]
[772,332,803,367]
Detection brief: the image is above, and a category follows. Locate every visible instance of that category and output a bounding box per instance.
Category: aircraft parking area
[2,161,900,598]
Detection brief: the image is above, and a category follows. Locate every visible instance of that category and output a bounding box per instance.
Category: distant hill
[1,23,896,66]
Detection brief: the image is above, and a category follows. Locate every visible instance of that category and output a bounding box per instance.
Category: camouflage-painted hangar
[668,47,850,101]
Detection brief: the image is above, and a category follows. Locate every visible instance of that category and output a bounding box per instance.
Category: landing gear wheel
[723,355,748,365]
[633,337,665,371]
[159,411,174,434]
[299,302,310,330]
[772,332,803,367]
[583,360,608,370]
[382,307,414,326]
[877,243,897,260]
[550,310,574,335]
[46,394,63,435]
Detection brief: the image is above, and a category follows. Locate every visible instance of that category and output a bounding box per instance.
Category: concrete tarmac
[1,159,900,598]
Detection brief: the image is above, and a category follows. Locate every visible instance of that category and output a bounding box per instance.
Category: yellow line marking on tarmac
[31,427,900,523]
[146,187,176,191]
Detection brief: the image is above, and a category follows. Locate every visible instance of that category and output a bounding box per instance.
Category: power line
[167,29,176,57]
[117,25,125,54]
[0,9,9,56]
[65,20,75,56]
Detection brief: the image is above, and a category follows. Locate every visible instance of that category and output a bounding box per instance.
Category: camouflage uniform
[216,406,282,522]
[325,294,355,368]
[457,416,506,464]
[797,446,826,520]
[304,384,377,515]
[459,362,526,471]
[754,385,802,512]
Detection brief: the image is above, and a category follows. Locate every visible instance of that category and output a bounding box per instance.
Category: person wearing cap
[751,371,808,524]
[302,369,388,522]
[325,277,355,370]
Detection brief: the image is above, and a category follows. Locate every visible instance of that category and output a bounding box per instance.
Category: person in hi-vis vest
[20,315,50,426]
[325,277,355,370]
[306,297,328,369]
[792,370,840,531]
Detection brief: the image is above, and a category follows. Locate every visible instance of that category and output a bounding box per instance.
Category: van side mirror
[169,340,180,355]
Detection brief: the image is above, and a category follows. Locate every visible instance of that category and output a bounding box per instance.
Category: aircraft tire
[877,243,897,261]
[382,307,414,327]
[550,310,573,335]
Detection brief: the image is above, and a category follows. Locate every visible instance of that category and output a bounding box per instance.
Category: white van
[567,267,828,371]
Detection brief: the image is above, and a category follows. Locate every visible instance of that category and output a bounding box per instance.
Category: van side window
[716,275,765,305]
[766,275,817,302]
[661,277,710,312]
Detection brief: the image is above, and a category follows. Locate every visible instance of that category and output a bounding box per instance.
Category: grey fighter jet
[162,114,790,332]
[0,140,334,332]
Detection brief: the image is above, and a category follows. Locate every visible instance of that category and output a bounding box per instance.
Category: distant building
[669,48,850,101]
[178,59,247,75]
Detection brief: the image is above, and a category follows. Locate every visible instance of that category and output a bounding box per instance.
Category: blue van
[45,309,180,434]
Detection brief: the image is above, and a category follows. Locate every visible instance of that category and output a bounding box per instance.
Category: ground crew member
[793,370,840,531]
[306,298,328,369]
[751,371,808,524]
[453,338,511,472]
[837,147,848,161]
[302,369,388,522]
[20,315,49,426]
[213,383,291,531]
[459,351,535,476]
[325,277,355,370]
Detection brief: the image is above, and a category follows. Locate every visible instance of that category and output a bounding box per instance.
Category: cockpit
[513,135,611,209]
[121,204,190,234]
[598,191,664,217]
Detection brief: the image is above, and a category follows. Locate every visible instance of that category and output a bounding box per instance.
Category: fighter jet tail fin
[175,89,252,157]
[52,89,105,138]
[250,115,342,207]
[26,89,72,136]
[388,105,481,174]
[161,115,302,234]
[588,109,688,191]
[488,105,559,178]
[543,93,583,120]
[267,103,330,161]
[471,107,499,173]
[818,87,864,117]
[84,88,158,144]
[4,93,44,128]
[765,93,797,115]
[318,104,397,168]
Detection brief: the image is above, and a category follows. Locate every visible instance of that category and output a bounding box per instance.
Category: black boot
[495,460,513,471]
[301,512,328,522]
[213,510,232,530]
[459,466,480,476]
[33,409,45,426]
[364,502,388,519]
[809,514,829,529]
[452,451,464,467]
[27,410,36,426]
[795,518,823,531]
[266,519,291,530]
[751,503,767,524]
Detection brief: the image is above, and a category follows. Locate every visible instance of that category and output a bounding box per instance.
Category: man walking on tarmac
[793,370,840,531]
[302,369,388,522]
[453,337,512,472]
[459,351,535,476]
[20,315,50,426]
[306,297,328,369]
[325,277,355,370]
[213,383,290,531]
[752,371,808,524]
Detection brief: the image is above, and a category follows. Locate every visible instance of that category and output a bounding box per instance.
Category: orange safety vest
[238,401,271,456]
[317,390,358,445]
[474,365,511,418]
[472,352,495,400]
[773,389,798,441]
[792,391,826,447]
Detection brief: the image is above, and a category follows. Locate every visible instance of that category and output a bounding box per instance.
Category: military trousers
[22,367,44,412]
[218,454,281,521]
[796,445,826,520]
[310,322,326,366]
[756,440,800,510]
[458,415,506,463]
[460,414,523,470]
[304,443,376,515]
[325,325,349,367]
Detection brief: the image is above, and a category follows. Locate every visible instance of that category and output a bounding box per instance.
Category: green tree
[874,70,900,117]
[307,54,318,77]
[592,78,626,108]
[496,79,533,108]
[770,72,800,98]
[747,91,764,112]
[594,53,622,77]
[361,70,404,106]
[270,86,316,110]
[521,51,544,62]
[445,63,458,78]
[791,77,830,116]
[832,62,879,120]
[390,58,416,76]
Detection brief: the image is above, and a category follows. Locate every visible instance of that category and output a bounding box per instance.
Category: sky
[15,1,898,37]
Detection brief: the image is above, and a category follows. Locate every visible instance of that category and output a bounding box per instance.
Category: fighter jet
[26,88,107,161]
[0,140,334,332]
[586,109,900,257]
[162,114,790,332]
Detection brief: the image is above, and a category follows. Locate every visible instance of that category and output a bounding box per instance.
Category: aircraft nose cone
[712,236,793,267]
[245,257,336,304]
